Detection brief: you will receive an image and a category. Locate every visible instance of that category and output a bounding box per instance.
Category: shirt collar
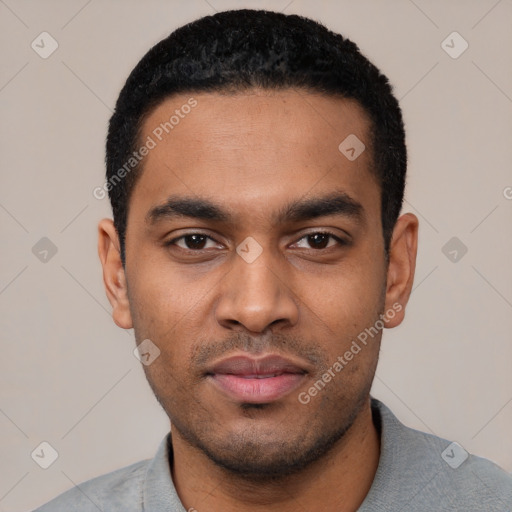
[143,433,186,511]
[358,398,443,511]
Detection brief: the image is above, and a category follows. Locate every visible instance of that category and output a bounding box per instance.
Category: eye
[166,233,221,251]
[293,232,346,250]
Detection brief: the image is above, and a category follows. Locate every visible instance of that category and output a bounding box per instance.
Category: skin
[98,89,418,512]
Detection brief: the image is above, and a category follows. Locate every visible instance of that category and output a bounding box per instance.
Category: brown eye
[294,232,344,250]
[182,234,207,249]
[307,233,330,249]
[167,234,219,250]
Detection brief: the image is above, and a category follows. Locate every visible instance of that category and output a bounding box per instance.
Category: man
[34,9,512,512]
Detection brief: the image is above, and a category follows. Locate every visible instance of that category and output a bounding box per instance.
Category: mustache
[189,331,329,371]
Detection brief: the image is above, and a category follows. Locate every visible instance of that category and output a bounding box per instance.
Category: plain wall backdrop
[1,1,511,510]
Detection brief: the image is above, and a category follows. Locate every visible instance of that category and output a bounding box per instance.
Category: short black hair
[106,9,406,265]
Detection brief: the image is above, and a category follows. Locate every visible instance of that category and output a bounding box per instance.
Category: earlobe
[97,219,133,329]
[384,213,419,328]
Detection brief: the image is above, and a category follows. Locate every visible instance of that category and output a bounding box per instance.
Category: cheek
[127,264,217,377]
[127,260,201,331]
[305,260,384,327]
[300,260,385,374]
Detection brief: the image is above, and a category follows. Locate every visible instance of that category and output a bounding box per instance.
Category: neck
[170,397,380,512]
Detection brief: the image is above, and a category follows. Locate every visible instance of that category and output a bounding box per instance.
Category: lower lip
[210,373,306,403]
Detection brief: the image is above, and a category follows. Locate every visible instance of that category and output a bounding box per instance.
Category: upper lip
[207,354,308,377]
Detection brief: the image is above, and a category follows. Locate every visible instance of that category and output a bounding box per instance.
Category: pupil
[186,235,206,249]
[309,233,328,249]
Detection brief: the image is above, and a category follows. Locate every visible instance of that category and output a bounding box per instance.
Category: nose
[214,245,300,333]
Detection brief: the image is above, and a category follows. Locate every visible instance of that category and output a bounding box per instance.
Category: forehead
[130,89,379,226]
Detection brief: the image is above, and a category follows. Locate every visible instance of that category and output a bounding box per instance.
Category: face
[99,89,416,477]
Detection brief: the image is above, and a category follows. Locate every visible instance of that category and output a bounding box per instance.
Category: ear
[383,213,419,328]
[98,218,133,329]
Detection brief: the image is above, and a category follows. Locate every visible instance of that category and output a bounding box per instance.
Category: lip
[206,354,308,404]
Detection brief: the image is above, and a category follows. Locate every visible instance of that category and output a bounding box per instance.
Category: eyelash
[164,231,348,252]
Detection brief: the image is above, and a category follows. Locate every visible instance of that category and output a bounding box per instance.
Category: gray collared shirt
[33,398,512,511]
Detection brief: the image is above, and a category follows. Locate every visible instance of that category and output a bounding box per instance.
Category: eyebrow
[146,191,364,226]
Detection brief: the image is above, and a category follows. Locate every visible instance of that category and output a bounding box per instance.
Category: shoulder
[368,398,512,511]
[411,427,512,509]
[32,458,150,512]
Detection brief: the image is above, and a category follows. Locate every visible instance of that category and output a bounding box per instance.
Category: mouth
[206,354,308,404]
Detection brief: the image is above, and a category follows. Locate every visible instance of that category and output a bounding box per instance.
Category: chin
[178,419,353,480]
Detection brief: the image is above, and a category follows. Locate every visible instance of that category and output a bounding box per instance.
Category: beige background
[1,0,511,510]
